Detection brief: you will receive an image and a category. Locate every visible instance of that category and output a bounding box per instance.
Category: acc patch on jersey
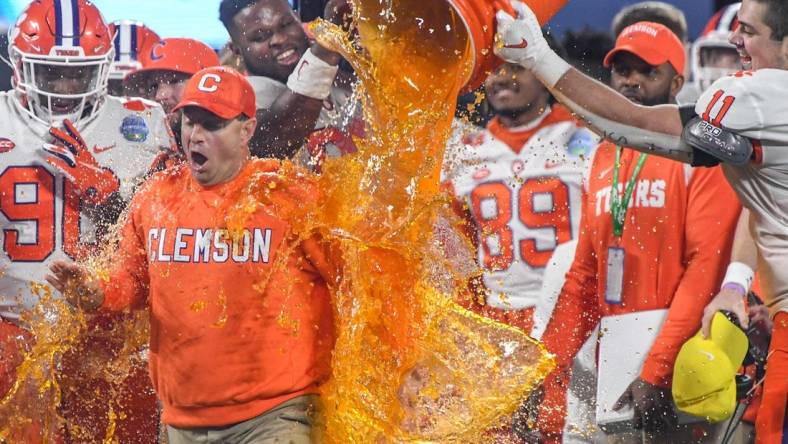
[567,128,595,157]
[0,138,16,153]
[120,115,150,142]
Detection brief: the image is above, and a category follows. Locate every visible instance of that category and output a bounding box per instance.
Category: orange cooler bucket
[449,0,567,91]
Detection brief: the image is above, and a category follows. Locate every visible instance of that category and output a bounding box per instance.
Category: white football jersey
[0,92,172,323]
[247,75,360,169]
[695,69,788,316]
[444,106,597,310]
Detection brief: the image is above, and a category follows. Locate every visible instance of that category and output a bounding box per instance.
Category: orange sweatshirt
[100,159,337,428]
[542,142,740,386]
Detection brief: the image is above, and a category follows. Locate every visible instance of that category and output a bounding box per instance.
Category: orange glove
[43,119,120,206]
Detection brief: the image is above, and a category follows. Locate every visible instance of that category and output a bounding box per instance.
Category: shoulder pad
[683,116,752,166]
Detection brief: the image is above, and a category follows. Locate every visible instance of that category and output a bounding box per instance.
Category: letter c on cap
[150,41,166,61]
[197,73,221,93]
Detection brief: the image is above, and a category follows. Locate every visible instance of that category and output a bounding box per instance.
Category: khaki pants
[166,395,316,444]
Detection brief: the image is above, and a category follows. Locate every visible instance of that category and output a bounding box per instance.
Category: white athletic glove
[494,0,570,87]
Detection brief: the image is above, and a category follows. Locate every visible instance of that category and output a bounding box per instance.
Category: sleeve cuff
[640,356,673,388]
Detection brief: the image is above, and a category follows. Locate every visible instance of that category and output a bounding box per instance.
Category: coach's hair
[753,0,788,40]
[611,1,688,42]
[219,0,258,33]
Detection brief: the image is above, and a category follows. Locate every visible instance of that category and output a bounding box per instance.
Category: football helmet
[123,37,220,106]
[691,3,742,92]
[108,20,160,82]
[8,0,113,126]
[126,37,220,81]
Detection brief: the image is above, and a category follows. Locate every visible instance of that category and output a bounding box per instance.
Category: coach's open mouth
[190,151,208,169]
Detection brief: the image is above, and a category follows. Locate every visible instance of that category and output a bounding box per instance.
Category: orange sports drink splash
[305,0,567,441]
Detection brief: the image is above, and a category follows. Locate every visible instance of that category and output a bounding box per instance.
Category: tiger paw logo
[0,138,16,153]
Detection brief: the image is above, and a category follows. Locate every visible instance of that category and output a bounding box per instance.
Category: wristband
[721,261,755,293]
[286,48,339,100]
[533,50,572,89]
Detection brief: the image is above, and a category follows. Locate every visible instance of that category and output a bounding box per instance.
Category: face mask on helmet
[691,2,742,93]
[691,36,742,92]
[8,0,114,127]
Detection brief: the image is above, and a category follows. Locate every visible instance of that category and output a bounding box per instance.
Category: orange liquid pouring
[309,0,555,441]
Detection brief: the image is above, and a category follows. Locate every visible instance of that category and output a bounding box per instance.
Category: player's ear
[670,73,684,100]
[782,37,788,68]
[229,41,241,57]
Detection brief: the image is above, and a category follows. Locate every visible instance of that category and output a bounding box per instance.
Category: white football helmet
[8,0,114,126]
[691,3,742,92]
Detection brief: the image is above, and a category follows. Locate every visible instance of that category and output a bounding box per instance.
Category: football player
[0,0,173,442]
[495,0,788,441]
[220,0,362,168]
[443,56,597,441]
[444,59,595,336]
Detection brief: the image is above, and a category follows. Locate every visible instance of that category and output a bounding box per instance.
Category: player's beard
[618,88,673,107]
[639,90,673,107]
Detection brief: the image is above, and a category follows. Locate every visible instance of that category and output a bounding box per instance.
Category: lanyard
[611,146,648,238]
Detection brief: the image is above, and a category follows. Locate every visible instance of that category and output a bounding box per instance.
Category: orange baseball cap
[172,67,257,119]
[125,38,220,84]
[604,21,686,74]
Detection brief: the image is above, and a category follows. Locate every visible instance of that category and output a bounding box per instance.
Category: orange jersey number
[470,177,572,271]
[471,181,515,271]
[0,166,93,262]
[519,177,573,268]
[702,89,736,127]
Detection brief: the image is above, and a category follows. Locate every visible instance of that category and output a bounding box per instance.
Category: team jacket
[99,159,337,428]
[0,93,172,323]
[443,105,596,311]
[695,69,788,317]
[541,141,740,387]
